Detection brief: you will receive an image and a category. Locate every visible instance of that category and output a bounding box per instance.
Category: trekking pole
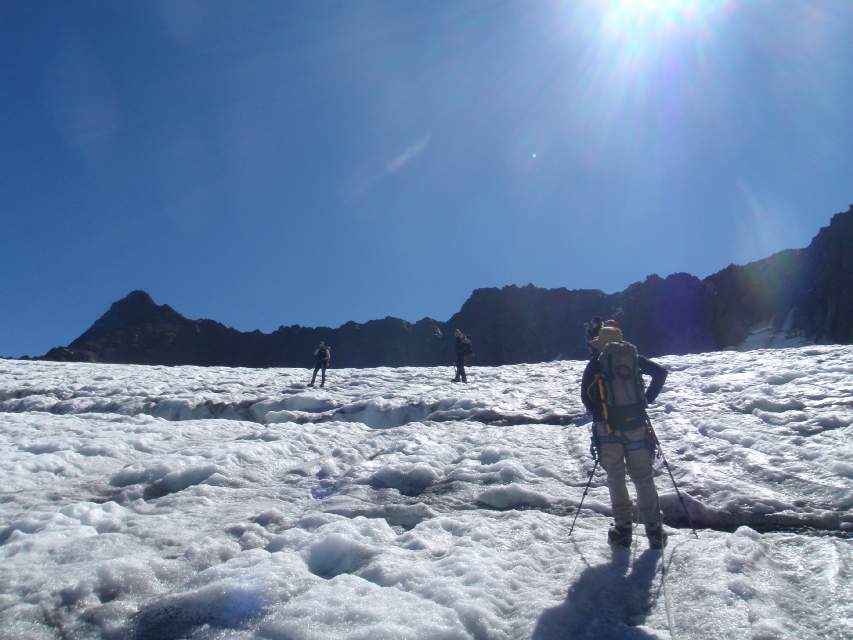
[647,418,699,539]
[568,458,598,537]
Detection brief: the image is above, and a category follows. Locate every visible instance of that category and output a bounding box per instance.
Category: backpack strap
[594,374,613,435]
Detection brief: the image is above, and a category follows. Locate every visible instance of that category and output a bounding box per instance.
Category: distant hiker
[587,316,603,340]
[452,329,473,383]
[581,325,669,549]
[308,341,331,388]
[585,316,603,357]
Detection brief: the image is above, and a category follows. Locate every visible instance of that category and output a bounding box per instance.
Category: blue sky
[1,0,852,356]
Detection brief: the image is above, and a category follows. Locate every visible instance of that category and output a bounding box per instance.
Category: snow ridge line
[0,394,583,429]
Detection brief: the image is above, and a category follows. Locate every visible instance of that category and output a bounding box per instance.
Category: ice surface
[736,321,811,352]
[0,346,851,639]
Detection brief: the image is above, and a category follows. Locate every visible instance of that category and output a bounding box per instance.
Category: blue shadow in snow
[532,547,661,640]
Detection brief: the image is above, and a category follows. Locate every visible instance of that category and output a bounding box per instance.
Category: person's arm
[639,356,668,404]
[580,360,597,413]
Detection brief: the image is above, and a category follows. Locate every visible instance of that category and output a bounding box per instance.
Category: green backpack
[597,340,647,431]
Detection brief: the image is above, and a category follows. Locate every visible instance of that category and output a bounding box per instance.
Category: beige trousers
[595,421,661,529]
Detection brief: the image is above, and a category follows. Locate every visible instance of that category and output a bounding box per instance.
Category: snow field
[0,346,851,639]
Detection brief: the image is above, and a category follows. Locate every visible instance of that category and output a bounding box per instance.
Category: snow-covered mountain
[1,346,850,639]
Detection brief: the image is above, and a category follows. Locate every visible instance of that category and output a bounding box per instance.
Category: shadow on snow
[532,547,661,640]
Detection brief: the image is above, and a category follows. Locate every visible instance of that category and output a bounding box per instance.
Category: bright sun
[602,0,719,37]
[616,0,702,19]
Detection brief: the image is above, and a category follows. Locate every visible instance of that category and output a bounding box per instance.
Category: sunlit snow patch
[0,346,851,639]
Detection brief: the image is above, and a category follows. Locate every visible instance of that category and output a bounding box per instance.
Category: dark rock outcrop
[445,286,609,364]
[43,291,449,368]
[40,205,853,367]
[705,249,805,346]
[793,208,853,344]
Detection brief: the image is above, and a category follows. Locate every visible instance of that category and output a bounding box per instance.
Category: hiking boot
[647,526,668,550]
[607,525,632,547]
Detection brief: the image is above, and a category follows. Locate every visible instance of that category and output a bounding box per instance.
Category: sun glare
[602,0,726,38]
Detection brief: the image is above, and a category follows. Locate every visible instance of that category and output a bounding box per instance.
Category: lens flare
[602,0,730,38]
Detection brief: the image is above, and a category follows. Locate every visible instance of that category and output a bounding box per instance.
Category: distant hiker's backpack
[462,338,473,356]
[596,341,647,431]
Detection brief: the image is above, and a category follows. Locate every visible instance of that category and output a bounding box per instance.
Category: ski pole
[647,419,699,538]
[568,458,599,537]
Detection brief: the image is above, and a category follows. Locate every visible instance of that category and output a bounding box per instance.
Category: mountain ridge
[36,205,853,367]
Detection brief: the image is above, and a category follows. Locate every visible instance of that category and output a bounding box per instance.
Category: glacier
[0,345,850,639]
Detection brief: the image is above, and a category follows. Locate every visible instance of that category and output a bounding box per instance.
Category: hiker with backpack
[308,341,331,387]
[452,329,472,383]
[580,323,669,548]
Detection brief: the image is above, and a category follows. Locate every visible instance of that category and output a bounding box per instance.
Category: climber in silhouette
[585,316,603,358]
[308,341,331,387]
[452,329,472,383]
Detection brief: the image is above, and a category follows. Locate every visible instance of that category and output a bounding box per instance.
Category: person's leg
[310,364,319,386]
[596,423,632,528]
[453,357,463,381]
[460,358,467,382]
[624,429,661,529]
[320,362,327,386]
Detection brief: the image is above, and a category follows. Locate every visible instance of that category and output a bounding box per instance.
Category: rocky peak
[793,205,853,343]
[72,289,184,345]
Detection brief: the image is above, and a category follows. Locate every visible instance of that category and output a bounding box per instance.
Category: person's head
[590,326,624,353]
[586,317,603,341]
[319,341,326,347]
[604,318,620,329]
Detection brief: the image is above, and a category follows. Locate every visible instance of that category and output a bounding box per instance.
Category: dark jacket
[586,324,601,342]
[314,346,330,364]
[455,336,472,358]
[581,354,667,421]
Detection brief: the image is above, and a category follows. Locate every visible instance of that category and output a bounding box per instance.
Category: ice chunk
[476,485,551,510]
[302,533,380,579]
[368,463,441,496]
[258,574,467,640]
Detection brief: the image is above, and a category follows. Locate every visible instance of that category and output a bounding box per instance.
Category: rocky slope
[38,205,853,367]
